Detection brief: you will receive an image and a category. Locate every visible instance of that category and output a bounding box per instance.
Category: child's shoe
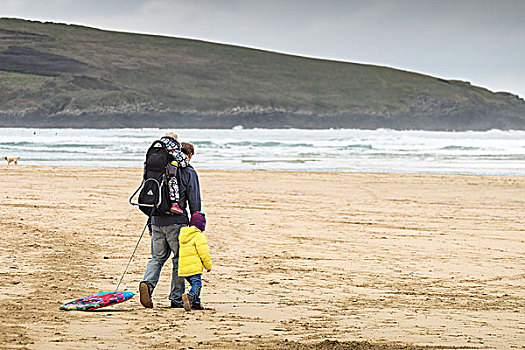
[170,203,183,214]
[191,303,205,310]
[182,293,194,312]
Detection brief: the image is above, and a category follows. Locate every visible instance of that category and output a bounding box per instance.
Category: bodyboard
[60,291,134,311]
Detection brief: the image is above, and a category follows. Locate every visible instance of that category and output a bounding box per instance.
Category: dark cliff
[1,18,524,130]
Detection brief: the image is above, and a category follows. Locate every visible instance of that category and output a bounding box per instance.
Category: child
[160,132,189,214]
[178,212,212,311]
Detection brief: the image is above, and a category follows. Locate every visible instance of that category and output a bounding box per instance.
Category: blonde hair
[164,132,178,139]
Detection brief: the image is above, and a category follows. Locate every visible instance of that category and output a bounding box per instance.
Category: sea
[0,128,524,175]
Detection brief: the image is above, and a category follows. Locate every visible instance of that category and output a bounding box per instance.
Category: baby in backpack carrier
[160,132,190,214]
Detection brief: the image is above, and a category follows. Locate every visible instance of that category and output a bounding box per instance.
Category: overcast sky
[3,0,525,97]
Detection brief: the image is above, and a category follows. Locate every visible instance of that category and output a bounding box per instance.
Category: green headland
[0,18,524,130]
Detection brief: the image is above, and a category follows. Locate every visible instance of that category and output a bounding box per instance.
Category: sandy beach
[0,166,523,349]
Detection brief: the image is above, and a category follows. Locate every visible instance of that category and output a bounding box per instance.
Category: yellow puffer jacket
[178,226,212,277]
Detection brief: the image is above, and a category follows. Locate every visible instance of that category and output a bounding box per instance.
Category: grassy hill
[0,18,524,130]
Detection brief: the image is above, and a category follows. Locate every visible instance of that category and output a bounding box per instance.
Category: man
[139,142,201,309]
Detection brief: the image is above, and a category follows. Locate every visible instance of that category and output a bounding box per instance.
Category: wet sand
[0,166,523,349]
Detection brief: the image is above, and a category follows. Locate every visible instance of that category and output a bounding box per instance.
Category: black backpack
[129,140,173,216]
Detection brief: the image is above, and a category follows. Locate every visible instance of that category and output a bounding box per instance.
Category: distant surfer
[139,142,203,309]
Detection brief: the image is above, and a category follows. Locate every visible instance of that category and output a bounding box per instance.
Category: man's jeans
[185,274,202,305]
[142,223,185,305]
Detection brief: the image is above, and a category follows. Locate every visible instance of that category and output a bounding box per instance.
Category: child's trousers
[184,274,202,304]
[168,175,180,202]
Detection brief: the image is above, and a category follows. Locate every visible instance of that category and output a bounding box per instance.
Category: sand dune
[0,166,523,349]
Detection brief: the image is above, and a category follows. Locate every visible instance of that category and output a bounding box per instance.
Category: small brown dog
[3,156,20,165]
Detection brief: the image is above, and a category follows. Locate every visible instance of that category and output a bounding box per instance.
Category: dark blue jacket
[151,165,201,227]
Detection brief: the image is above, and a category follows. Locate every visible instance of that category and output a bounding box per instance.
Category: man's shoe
[182,293,194,312]
[170,301,184,308]
[191,303,205,310]
[139,281,153,308]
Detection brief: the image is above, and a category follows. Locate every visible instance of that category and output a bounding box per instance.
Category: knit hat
[189,212,206,231]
